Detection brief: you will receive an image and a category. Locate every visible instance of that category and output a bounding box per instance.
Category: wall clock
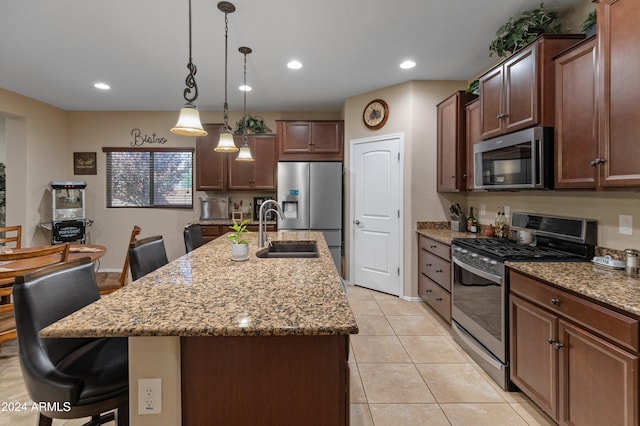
[363,99,389,130]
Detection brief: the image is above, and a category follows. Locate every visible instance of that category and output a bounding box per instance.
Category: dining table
[0,243,106,280]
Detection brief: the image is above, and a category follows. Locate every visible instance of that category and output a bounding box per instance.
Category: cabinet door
[311,122,343,154]
[558,319,638,426]
[227,136,254,190]
[598,0,640,187]
[196,124,227,191]
[251,135,278,190]
[555,38,598,189]
[503,44,538,133]
[201,225,223,243]
[510,294,558,420]
[479,67,504,139]
[227,135,278,191]
[437,94,458,191]
[279,121,311,154]
[465,99,480,191]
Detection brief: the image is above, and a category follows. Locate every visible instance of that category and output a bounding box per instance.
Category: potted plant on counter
[228,219,251,261]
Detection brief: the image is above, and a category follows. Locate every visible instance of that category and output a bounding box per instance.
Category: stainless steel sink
[255,240,319,258]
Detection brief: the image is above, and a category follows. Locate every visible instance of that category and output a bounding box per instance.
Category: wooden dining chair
[0,225,22,249]
[0,242,70,348]
[95,225,141,295]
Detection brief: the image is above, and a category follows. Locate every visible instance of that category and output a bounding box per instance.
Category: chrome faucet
[258,199,283,248]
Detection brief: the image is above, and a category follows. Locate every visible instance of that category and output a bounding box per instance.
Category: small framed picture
[73,152,97,175]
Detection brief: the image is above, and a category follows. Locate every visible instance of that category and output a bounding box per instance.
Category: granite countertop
[41,231,358,338]
[415,223,640,318]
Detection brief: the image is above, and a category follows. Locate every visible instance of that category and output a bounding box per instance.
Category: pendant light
[214,1,239,153]
[171,0,207,137]
[236,46,254,161]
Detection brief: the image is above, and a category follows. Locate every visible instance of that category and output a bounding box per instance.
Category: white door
[350,135,402,296]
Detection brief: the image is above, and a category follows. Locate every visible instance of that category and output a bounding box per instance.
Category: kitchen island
[41,231,357,426]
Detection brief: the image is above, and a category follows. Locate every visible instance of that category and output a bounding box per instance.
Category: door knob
[354,220,361,225]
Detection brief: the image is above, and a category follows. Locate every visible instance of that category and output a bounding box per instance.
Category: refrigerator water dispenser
[283,200,298,219]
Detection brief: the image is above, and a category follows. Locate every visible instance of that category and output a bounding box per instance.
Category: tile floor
[347,284,555,426]
[0,284,556,425]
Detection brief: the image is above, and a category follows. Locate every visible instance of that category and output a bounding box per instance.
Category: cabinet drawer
[418,273,451,322]
[419,236,451,261]
[201,225,223,237]
[510,271,640,352]
[418,248,451,291]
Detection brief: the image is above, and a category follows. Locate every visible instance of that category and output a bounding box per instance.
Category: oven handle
[452,257,503,285]
[452,321,506,369]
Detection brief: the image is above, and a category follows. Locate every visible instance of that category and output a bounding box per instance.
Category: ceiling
[0,0,585,112]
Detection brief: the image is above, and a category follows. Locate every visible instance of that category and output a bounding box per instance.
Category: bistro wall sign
[130,128,168,146]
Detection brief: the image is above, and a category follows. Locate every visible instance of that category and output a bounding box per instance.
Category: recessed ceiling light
[399,60,416,69]
[287,60,303,70]
[94,82,111,90]
[239,84,252,92]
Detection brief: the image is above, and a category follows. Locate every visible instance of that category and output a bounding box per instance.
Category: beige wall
[0,87,68,247]
[343,80,468,297]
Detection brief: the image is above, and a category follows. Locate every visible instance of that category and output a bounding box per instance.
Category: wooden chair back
[0,242,70,347]
[0,225,22,249]
[96,225,141,295]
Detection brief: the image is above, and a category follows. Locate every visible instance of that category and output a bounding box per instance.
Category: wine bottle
[468,207,476,233]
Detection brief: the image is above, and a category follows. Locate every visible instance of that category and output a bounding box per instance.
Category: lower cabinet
[201,224,276,243]
[510,270,639,425]
[417,235,451,322]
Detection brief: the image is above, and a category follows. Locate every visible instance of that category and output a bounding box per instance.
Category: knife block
[451,216,467,232]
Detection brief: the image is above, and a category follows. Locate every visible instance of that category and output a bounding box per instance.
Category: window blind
[103,147,194,208]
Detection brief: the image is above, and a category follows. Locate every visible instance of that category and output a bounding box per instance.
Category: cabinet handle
[590,158,605,166]
[430,245,437,249]
[553,342,564,350]
[496,113,502,119]
[547,338,556,345]
[425,263,432,267]
[435,269,443,273]
[426,289,432,293]
[436,297,443,301]
[551,298,560,305]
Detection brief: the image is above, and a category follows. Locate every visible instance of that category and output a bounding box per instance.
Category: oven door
[451,257,506,362]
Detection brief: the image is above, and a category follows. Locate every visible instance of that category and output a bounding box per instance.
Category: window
[103,147,194,208]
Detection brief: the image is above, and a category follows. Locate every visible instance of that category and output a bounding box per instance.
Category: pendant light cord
[223,11,230,132]
[183,0,198,104]
[242,50,247,144]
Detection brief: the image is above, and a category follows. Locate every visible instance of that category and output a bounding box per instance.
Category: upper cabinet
[597,0,640,188]
[277,120,344,161]
[196,123,227,191]
[437,91,477,192]
[554,37,599,189]
[196,125,277,191]
[227,135,278,190]
[465,98,481,191]
[479,35,584,140]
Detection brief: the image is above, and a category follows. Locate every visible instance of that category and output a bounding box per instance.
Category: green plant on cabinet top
[489,2,563,58]
[233,115,271,135]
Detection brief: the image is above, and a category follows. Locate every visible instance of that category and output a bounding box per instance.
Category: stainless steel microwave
[474,127,553,190]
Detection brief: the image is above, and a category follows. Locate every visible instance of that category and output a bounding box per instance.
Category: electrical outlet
[619,214,633,235]
[138,378,162,415]
[479,204,486,216]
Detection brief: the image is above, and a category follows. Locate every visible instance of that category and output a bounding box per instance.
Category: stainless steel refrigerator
[277,162,343,271]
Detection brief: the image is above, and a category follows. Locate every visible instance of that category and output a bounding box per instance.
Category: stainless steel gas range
[450,212,596,390]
